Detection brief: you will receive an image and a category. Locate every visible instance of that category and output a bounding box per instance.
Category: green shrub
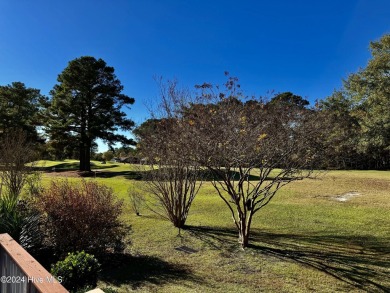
[0,196,43,251]
[51,251,101,292]
[37,180,128,256]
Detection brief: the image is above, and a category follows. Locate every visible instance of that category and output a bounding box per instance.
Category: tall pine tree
[46,56,135,171]
[345,34,390,168]
[0,82,45,142]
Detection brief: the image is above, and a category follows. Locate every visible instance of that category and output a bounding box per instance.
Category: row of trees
[317,34,390,169]
[134,34,390,173]
[134,34,389,247]
[2,36,387,171]
[0,56,135,171]
[135,76,331,247]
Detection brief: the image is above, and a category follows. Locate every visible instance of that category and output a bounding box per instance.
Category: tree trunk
[85,140,91,172]
[79,110,91,172]
[238,220,249,248]
[79,142,91,172]
[238,213,252,249]
[238,227,249,248]
[173,216,186,229]
[79,143,86,171]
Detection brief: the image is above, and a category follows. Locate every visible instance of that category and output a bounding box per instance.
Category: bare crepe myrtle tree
[134,79,202,228]
[143,160,202,228]
[0,130,38,199]
[137,76,326,246]
[183,76,327,248]
[0,130,43,250]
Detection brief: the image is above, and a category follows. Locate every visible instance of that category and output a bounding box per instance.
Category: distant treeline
[0,35,388,170]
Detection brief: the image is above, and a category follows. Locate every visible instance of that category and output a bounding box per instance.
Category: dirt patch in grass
[44,170,104,178]
[334,192,361,202]
[45,170,81,178]
[313,191,362,202]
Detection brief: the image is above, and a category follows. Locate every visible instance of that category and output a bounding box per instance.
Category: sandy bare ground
[44,170,81,177]
[334,191,361,202]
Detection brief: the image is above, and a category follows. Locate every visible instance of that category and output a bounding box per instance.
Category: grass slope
[38,161,390,292]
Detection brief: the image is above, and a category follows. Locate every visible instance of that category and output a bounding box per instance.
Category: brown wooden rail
[0,233,68,293]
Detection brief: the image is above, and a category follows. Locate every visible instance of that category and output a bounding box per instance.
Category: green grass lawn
[38,161,390,292]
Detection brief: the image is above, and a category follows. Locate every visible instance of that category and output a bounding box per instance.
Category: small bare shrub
[0,130,43,251]
[128,187,145,216]
[25,171,44,197]
[0,130,37,199]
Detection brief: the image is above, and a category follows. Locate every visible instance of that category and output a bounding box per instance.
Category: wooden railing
[0,233,68,293]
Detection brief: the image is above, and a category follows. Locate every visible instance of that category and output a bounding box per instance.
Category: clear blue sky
[0,0,389,151]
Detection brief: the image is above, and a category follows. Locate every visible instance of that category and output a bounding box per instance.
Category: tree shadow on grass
[88,168,263,181]
[99,253,202,290]
[33,162,120,172]
[93,170,143,180]
[185,225,240,251]
[185,225,390,292]
[40,166,283,182]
